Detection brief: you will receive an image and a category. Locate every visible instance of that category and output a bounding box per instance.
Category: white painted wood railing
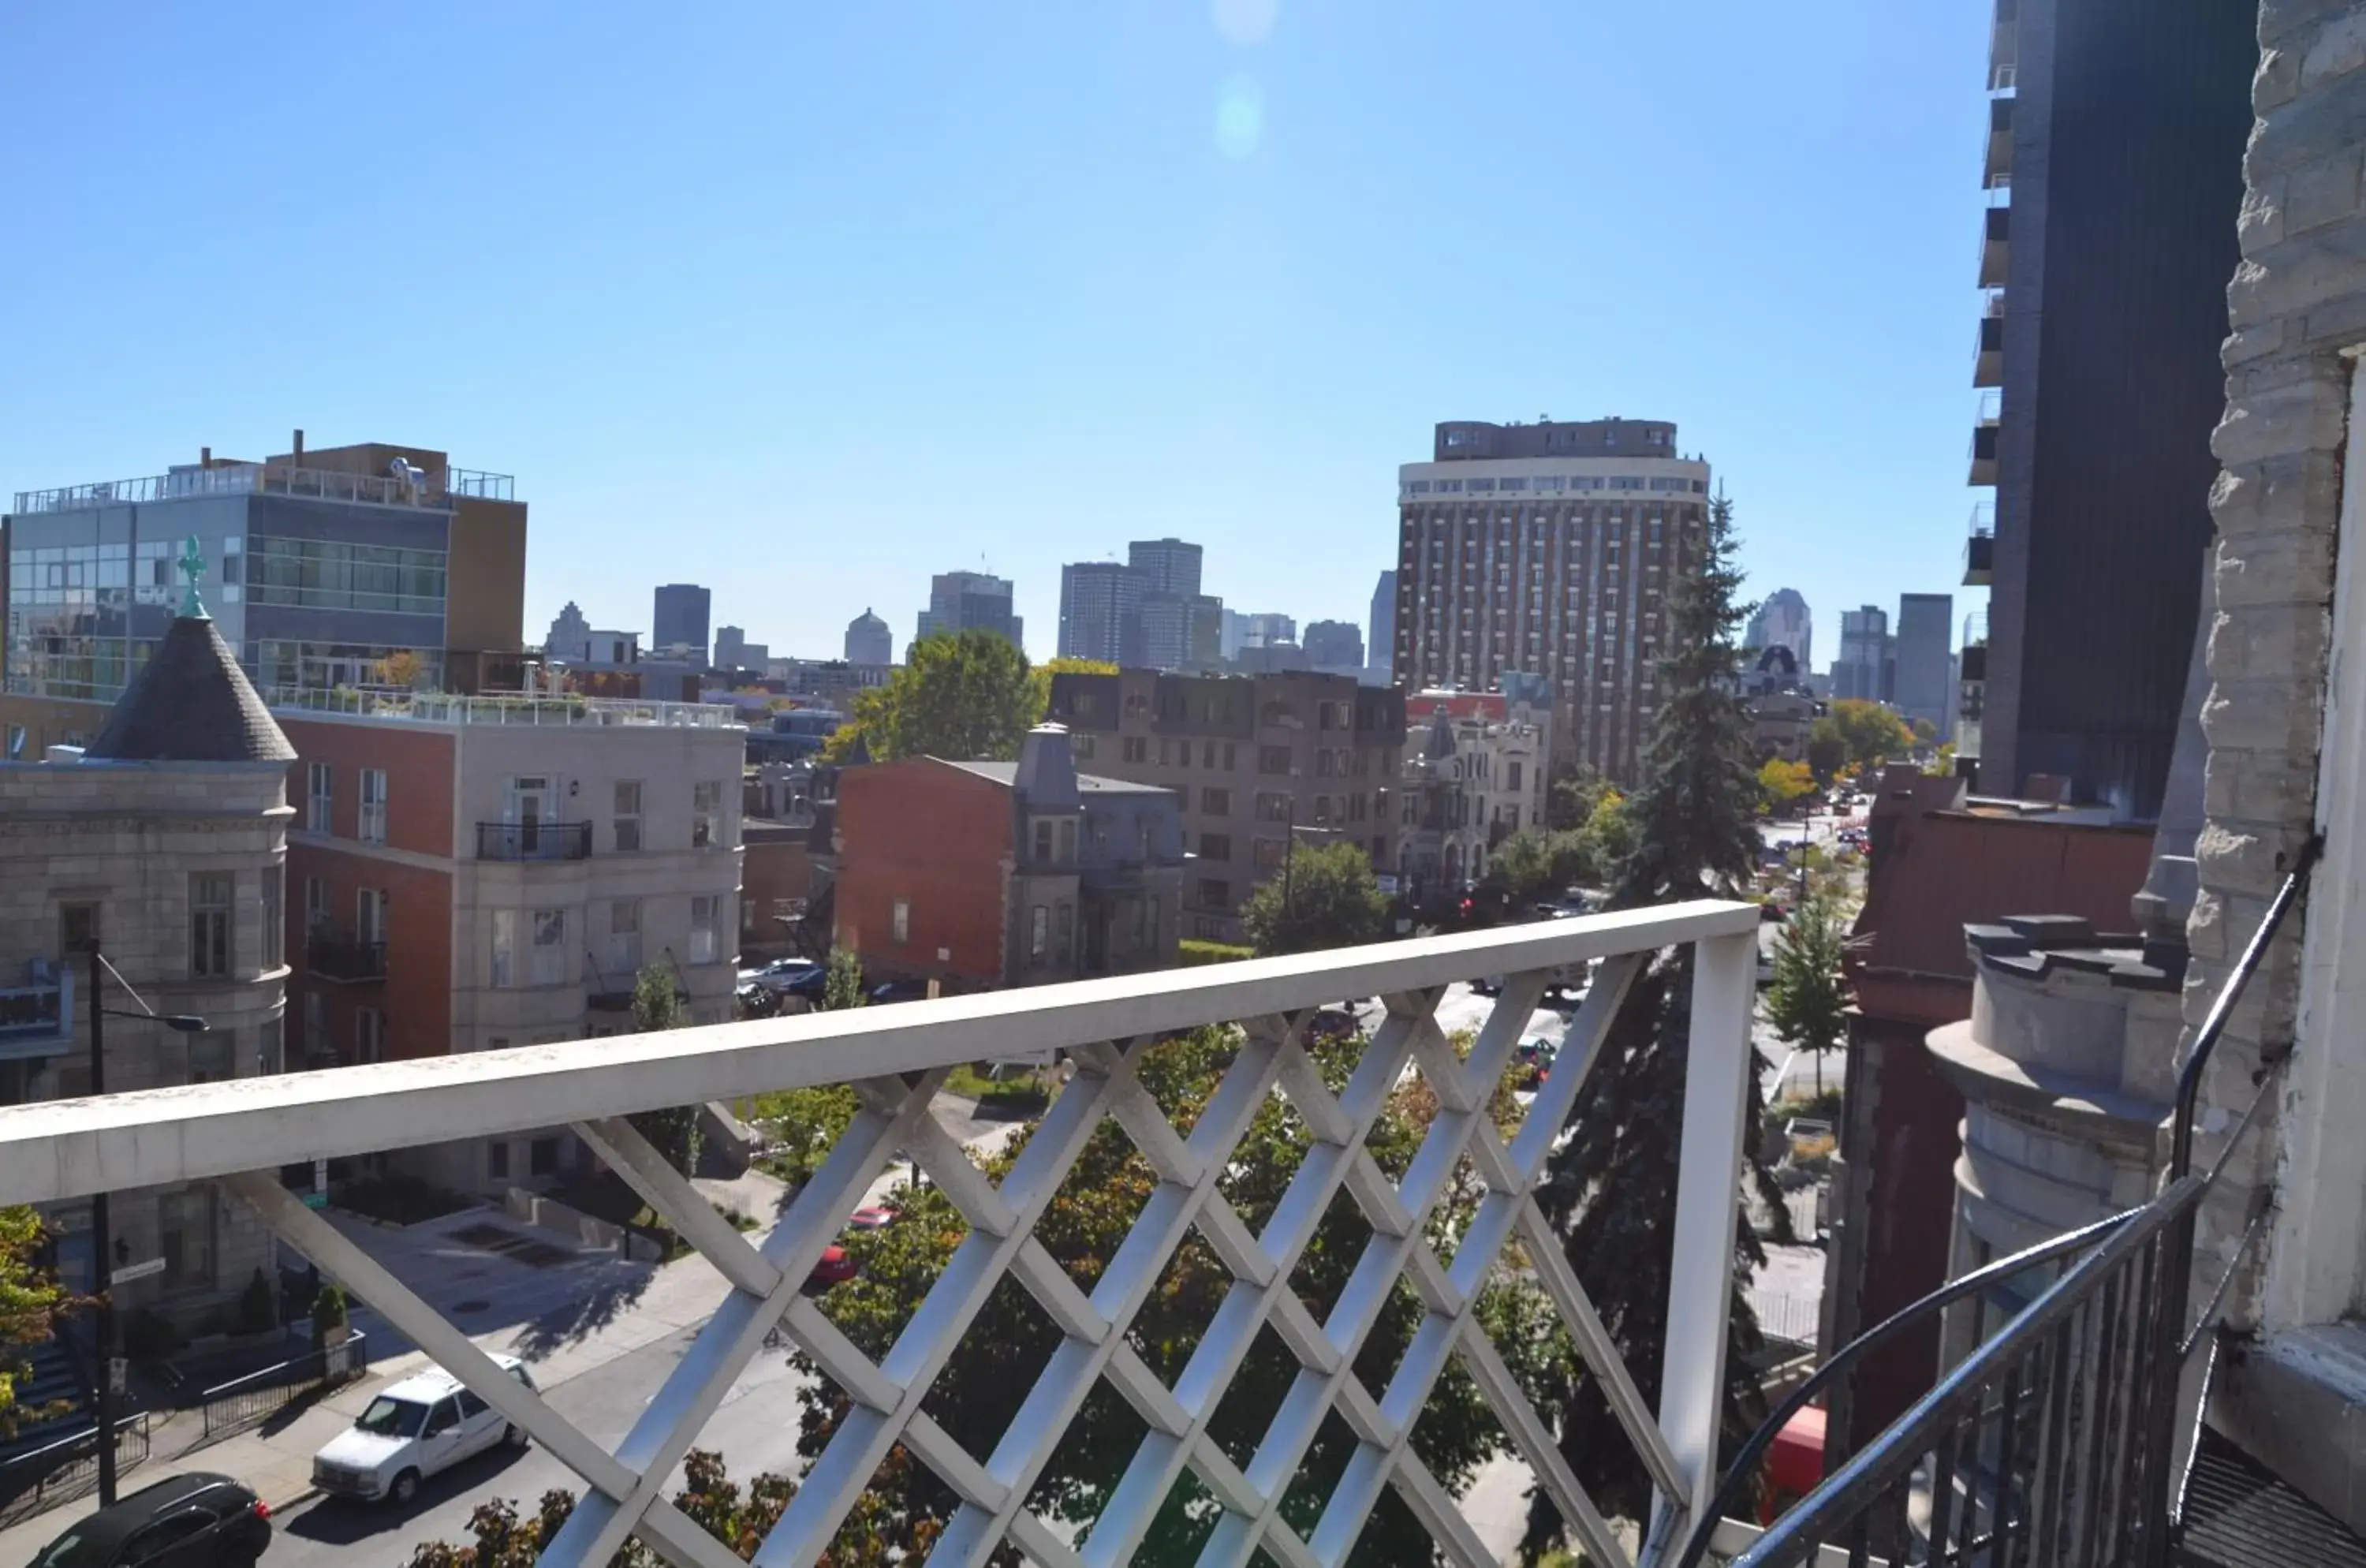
[0,903,1761,1568]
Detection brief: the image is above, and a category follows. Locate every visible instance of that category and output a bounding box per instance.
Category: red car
[845,1207,894,1232]
[804,1245,859,1293]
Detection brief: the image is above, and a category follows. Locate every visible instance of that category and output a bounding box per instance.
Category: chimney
[200,446,211,469]
[292,428,304,464]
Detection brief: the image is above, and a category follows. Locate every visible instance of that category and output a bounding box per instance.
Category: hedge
[1179,939,1254,967]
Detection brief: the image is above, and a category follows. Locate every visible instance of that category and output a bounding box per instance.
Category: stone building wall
[0,758,291,1331]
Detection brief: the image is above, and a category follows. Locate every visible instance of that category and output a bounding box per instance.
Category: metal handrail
[1671,1208,2140,1568]
[1735,1178,2208,1568]
[2170,833,2321,1178]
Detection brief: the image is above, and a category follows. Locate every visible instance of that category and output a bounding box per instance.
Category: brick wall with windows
[835,759,1016,986]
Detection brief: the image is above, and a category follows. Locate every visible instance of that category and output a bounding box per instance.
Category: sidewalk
[0,1116,973,1559]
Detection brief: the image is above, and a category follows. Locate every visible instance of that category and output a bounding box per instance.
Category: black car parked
[31,1472,272,1566]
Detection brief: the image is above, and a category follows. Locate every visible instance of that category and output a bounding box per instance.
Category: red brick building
[834,727,1183,989]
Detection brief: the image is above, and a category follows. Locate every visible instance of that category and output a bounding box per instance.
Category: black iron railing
[0,1411,150,1525]
[476,820,592,861]
[305,931,387,984]
[199,1331,371,1440]
[1687,833,2322,1568]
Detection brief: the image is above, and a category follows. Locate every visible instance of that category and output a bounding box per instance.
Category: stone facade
[0,755,290,1333]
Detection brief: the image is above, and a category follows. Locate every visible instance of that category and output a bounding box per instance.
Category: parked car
[845,1207,894,1232]
[805,1244,860,1292]
[312,1355,537,1504]
[30,1473,271,1568]
[1304,1009,1360,1043]
[741,958,821,996]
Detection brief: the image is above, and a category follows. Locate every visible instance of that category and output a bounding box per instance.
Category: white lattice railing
[0,902,1760,1568]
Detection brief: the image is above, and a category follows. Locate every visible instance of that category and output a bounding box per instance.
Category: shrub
[1178,939,1252,967]
[311,1282,349,1349]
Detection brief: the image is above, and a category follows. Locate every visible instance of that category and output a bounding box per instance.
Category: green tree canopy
[1546,764,1614,832]
[1239,839,1389,955]
[825,629,1041,763]
[789,1027,1570,1567]
[1529,492,1788,1545]
[628,958,700,1174]
[1767,887,1850,1066]
[0,1208,67,1435]
[1810,699,1916,782]
[1758,756,1816,815]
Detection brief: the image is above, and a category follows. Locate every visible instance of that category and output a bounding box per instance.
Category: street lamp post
[84,941,208,1506]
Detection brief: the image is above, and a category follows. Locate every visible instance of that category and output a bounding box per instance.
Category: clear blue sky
[2,1,1991,667]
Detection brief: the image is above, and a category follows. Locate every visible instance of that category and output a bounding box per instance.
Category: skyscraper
[1967,0,2252,812]
[1393,416,1710,783]
[1303,621,1364,673]
[653,584,711,664]
[1833,607,1891,703]
[714,625,747,671]
[1892,594,1954,734]
[914,571,1022,650]
[845,608,893,666]
[546,602,592,664]
[1368,571,1397,678]
[1745,588,1813,672]
[1128,538,1203,599]
[1058,562,1147,665]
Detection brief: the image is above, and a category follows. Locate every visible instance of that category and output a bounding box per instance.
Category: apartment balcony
[1974,311,2003,389]
[1965,501,1995,586]
[476,820,594,861]
[1989,0,2017,95]
[1983,91,2013,189]
[306,931,388,985]
[1969,392,2001,487]
[0,966,73,1058]
[1979,202,2011,289]
[0,907,1769,1568]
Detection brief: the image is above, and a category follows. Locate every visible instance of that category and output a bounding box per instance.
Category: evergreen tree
[1527,492,1787,1544]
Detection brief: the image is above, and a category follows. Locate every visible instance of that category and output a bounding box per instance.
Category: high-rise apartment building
[1368,571,1397,678]
[844,608,893,666]
[1833,606,1893,704]
[1746,588,1813,672]
[1965,0,2252,813]
[1392,416,1710,782]
[1892,593,1954,734]
[1058,562,1147,665]
[915,571,1022,651]
[2,435,528,758]
[652,584,711,664]
[1128,538,1203,599]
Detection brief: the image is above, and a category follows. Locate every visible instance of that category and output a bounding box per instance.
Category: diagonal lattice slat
[171,915,1763,1568]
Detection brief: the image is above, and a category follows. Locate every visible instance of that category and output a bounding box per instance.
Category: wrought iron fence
[200,1332,372,1441]
[0,1411,151,1526]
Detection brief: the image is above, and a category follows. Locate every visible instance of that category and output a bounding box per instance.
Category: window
[1255,792,1293,823]
[1202,787,1232,816]
[189,873,232,978]
[607,899,641,975]
[1057,819,1077,861]
[1035,819,1054,862]
[358,768,387,844]
[259,1017,283,1074]
[491,910,517,987]
[532,909,567,984]
[1506,760,1523,793]
[159,1189,214,1290]
[308,763,333,832]
[1254,838,1289,872]
[1054,902,1073,959]
[260,867,283,969]
[489,1142,511,1181]
[1201,833,1233,862]
[189,1032,233,1084]
[893,898,911,944]
[356,887,386,948]
[456,1389,490,1421]
[1223,743,1237,770]
[1123,737,1148,764]
[304,992,327,1063]
[1073,733,1095,759]
[1258,746,1291,776]
[614,781,643,852]
[689,896,720,965]
[356,1008,383,1063]
[1196,877,1230,910]
[529,1137,562,1177]
[1030,905,1050,961]
[692,779,724,848]
[305,876,327,934]
[58,902,97,960]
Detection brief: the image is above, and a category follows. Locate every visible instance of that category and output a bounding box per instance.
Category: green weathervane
[177,535,208,619]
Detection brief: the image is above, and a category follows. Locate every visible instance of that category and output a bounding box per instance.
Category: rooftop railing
[266,688,744,730]
[0,906,1761,1568]
[13,461,517,516]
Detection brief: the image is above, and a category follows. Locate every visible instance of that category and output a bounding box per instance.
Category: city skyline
[2,2,1992,668]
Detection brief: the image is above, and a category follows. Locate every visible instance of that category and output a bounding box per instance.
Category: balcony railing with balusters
[0,905,1760,1568]
[476,820,594,861]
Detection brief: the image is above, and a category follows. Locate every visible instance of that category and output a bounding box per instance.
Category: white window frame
[307,762,333,833]
[614,780,643,853]
[689,895,721,965]
[358,767,388,845]
[491,910,517,989]
[530,909,566,987]
[892,898,910,945]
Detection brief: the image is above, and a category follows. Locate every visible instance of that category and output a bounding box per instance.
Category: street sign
[108,1257,165,1286]
[302,1192,329,1210]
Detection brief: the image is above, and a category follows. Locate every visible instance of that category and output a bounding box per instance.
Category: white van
[312,1354,537,1504]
